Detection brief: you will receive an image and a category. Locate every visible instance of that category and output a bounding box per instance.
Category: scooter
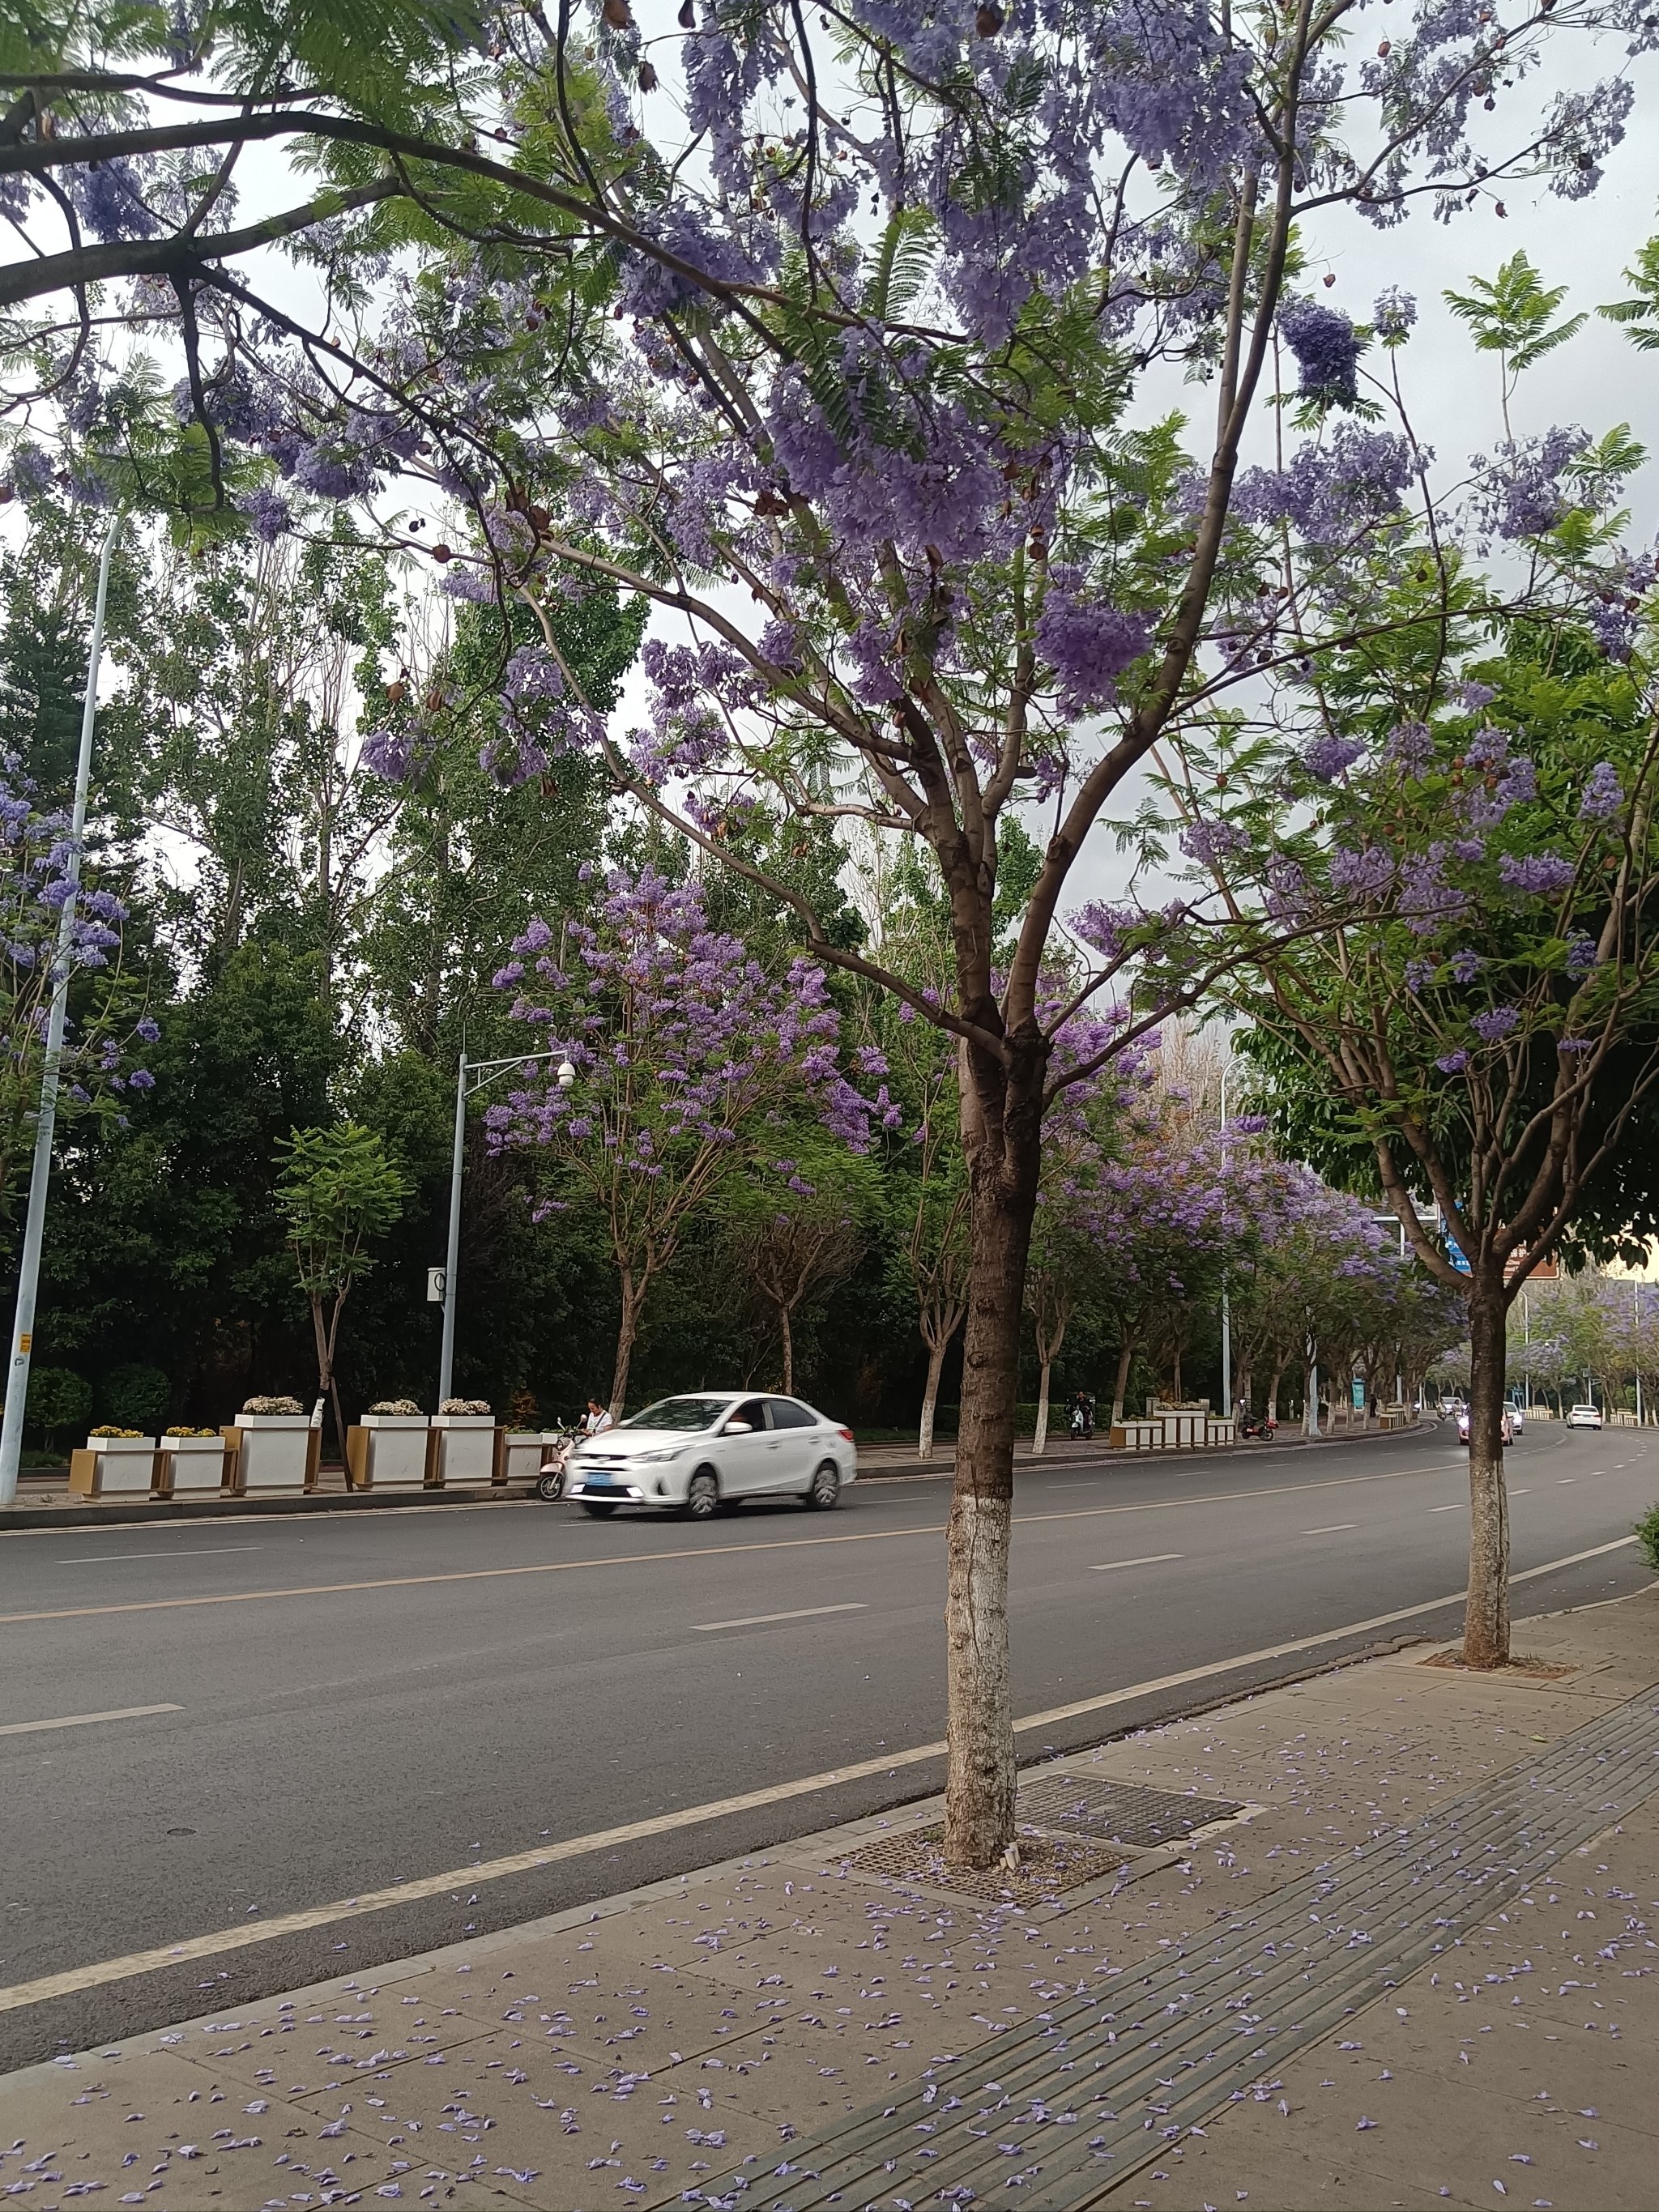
[535,1427,578,1501]
[1238,1414,1277,1440]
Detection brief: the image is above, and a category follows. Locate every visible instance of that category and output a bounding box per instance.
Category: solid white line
[0,1534,1639,2018]
[1302,1523,1358,1534]
[1511,1490,1530,1497]
[54,1547,262,1564]
[1089,1554,1183,1572]
[1559,1477,1577,1485]
[0,1703,181,1739]
[693,1602,866,1632]
[1426,1504,1461,1514]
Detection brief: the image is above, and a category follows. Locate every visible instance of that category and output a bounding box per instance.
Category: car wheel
[536,1467,565,1502]
[580,1499,619,1518]
[804,1460,841,1511]
[684,1469,719,1519]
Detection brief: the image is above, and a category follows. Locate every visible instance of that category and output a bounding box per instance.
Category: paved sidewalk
[4,1580,1653,2210]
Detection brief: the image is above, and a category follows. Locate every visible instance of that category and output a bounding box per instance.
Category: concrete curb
[0,1481,537,1533]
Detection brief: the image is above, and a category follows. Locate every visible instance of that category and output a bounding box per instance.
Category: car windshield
[620,1396,729,1432]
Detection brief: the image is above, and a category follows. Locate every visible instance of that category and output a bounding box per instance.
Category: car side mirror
[723,1419,753,1434]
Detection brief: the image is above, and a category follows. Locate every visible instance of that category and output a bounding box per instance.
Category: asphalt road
[1,1419,1653,2070]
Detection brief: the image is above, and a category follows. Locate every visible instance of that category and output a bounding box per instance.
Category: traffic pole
[0,519,117,1506]
[437,1051,467,1407]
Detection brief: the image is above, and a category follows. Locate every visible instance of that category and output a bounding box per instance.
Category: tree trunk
[305,1289,349,1465]
[1170,1344,1183,1402]
[610,1270,644,1421]
[918,1334,948,1458]
[1031,1359,1051,1455]
[1235,1358,1253,1419]
[778,1302,794,1394]
[944,1141,1038,1871]
[1109,1340,1134,1429]
[1266,1360,1286,1423]
[1463,1272,1511,1669]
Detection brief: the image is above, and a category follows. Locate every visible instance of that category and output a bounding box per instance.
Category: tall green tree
[275,1122,409,1453]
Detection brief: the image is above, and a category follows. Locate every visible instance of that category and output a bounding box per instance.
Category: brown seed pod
[975,1,1004,32]
[431,543,453,563]
[638,58,658,88]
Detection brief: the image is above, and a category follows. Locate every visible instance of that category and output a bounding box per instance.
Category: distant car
[1508,1403,1525,1434]
[1566,1402,1603,1430]
[1456,1407,1513,1446]
[563,1391,857,1518]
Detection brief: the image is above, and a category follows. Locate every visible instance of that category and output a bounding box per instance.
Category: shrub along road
[0,1420,1652,2069]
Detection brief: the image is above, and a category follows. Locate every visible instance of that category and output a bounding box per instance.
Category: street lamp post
[0,520,117,1508]
[1218,1057,1231,1422]
[436,1046,574,1405]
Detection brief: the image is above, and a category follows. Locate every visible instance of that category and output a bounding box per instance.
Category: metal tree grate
[1015,1772,1244,1849]
[837,1824,1126,1906]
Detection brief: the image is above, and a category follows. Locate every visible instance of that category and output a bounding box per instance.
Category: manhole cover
[1015,1775,1243,1849]
[836,1826,1126,1905]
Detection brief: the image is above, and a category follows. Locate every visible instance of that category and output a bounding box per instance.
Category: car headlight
[638,1447,684,1464]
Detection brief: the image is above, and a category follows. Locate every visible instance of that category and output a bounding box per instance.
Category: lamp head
[557,1057,577,1090]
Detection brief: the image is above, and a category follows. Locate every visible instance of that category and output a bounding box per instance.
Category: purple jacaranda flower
[1386,720,1434,771]
[1448,948,1482,982]
[1179,820,1247,867]
[1328,845,1394,898]
[1279,299,1365,407]
[1303,734,1365,782]
[1471,1006,1520,1041]
[1034,596,1152,718]
[1578,761,1623,820]
[1436,1049,1470,1073]
[1499,852,1576,897]
[1564,931,1599,976]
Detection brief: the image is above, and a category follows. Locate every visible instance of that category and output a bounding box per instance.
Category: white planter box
[430,1414,497,1486]
[78,1436,158,1495]
[160,1437,227,1495]
[346,1416,429,1490]
[227,1415,314,1492]
[501,1432,563,1483]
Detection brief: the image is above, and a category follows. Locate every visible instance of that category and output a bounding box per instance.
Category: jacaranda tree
[2,0,1650,1860]
[487,866,893,1415]
[1164,271,1659,1664]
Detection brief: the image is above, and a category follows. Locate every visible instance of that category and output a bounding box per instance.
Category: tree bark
[610,1269,644,1421]
[1463,1270,1512,1669]
[1032,1359,1051,1455]
[918,1333,951,1457]
[1266,1360,1286,1423]
[1109,1340,1134,1429]
[308,1289,348,1466]
[778,1302,794,1394]
[944,1117,1039,1870]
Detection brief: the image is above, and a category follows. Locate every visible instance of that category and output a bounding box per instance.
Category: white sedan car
[1566,1402,1603,1430]
[1456,1407,1514,1446]
[565,1392,858,1519]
